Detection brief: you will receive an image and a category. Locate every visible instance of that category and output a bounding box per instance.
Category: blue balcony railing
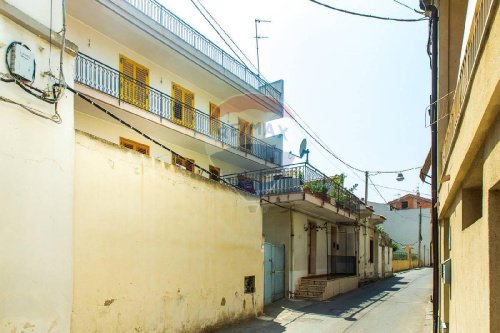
[222,163,361,216]
[123,0,282,103]
[74,53,283,165]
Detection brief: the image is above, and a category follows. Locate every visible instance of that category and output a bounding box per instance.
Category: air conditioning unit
[441,258,451,284]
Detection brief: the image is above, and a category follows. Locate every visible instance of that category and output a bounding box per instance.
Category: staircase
[294,278,328,301]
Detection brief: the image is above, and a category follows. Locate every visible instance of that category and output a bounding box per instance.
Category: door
[308,222,317,275]
[238,118,253,152]
[264,242,285,305]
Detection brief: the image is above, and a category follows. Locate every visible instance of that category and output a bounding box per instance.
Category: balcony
[74,53,283,165]
[222,163,361,218]
[123,0,281,103]
[441,0,497,170]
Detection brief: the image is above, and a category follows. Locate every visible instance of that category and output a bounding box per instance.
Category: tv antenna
[299,138,310,164]
[254,18,270,77]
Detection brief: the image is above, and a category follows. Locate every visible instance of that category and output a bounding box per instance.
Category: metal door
[264,242,285,305]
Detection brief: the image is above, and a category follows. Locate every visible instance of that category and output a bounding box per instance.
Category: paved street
[220,268,432,333]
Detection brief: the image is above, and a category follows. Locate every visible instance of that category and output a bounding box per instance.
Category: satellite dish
[299,138,310,163]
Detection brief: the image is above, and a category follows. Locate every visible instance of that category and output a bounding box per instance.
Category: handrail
[74,53,283,165]
[222,162,361,215]
[122,0,282,102]
[441,0,497,170]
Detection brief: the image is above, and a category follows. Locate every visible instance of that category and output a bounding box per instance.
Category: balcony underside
[262,192,358,222]
[74,84,280,170]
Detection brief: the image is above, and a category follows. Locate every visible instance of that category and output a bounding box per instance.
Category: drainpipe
[421,2,439,332]
[289,207,294,297]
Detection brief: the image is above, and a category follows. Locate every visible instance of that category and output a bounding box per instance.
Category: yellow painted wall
[72,131,264,332]
[0,12,75,333]
[392,260,420,273]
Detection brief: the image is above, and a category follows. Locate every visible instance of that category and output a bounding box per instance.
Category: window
[209,165,220,181]
[209,103,221,138]
[119,55,149,109]
[172,83,195,129]
[238,118,253,152]
[244,276,255,294]
[172,153,194,173]
[119,137,150,155]
[401,201,409,209]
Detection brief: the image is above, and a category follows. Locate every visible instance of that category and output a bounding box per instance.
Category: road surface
[220,268,433,333]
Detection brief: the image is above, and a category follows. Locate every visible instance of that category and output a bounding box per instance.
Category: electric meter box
[9,43,35,82]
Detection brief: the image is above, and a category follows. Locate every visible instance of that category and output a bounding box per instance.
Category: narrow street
[220,268,432,333]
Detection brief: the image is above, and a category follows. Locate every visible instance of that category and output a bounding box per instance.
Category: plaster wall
[72,131,264,332]
[0,13,75,333]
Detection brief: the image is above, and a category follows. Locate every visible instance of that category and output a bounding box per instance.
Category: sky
[161,0,432,202]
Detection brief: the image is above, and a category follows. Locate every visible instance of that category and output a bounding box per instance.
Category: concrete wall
[392,260,420,273]
[0,7,75,333]
[72,131,264,332]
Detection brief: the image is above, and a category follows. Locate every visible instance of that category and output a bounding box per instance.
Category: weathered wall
[392,260,420,273]
[0,7,75,333]
[72,131,264,332]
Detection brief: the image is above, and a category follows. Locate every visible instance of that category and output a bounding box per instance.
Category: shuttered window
[209,165,220,181]
[238,118,253,153]
[172,153,195,173]
[120,137,150,156]
[171,84,195,129]
[119,55,149,110]
[209,103,221,138]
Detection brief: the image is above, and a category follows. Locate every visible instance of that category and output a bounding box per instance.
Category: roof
[420,149,431,182]
[388,193,431,204]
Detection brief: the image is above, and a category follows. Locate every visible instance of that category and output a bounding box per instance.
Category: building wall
[0,6,75,332]
[72,131,264,332]
[66,16,272,141]
[437,4,499,332]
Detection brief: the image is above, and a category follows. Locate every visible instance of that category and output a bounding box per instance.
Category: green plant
[391,242,400,252]
[303,180,328,194]
[375,225,384,233]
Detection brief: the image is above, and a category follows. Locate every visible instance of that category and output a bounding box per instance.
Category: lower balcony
[74,53,282,166]
[222,163,361,221]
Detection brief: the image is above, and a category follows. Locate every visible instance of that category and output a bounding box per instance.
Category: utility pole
[418,206,422,268]
[364,171,368,205]
[254,19,270,77]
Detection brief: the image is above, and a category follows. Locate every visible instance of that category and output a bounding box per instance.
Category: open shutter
[172,84,183,123]
[209,103,221,137]
[184,91,195,129]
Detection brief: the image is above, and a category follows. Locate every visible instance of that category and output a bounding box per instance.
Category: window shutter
[172,84,183,122]
[135,65,149,109]
[184,91,194,128]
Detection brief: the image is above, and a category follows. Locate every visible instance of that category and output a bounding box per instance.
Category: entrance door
[308,222,317,275]
[264,242,285,305]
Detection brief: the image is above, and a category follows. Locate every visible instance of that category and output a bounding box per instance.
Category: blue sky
[162,0,432,202]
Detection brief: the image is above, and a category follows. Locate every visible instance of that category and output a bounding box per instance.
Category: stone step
[294,290,324,297]
[300,279,328,286]
[296,285,325,292]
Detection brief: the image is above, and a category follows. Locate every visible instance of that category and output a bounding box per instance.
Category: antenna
[254,18,270,77]
[299,138,310,164]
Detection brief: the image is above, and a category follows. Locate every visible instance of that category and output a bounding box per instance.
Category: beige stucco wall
[0,11,75,333]
[72,131,264,332]
[437,4,499,332]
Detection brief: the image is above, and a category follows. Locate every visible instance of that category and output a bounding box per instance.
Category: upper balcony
[222,163,361,221]
[441,0,497,172]
[75,53,283,166]
[66,0,283,117]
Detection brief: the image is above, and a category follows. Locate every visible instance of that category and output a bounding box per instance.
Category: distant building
[370,197,432,267]
[388,193,431,210]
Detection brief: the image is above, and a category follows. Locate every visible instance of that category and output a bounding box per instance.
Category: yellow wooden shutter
[135,65,149,109]
[209,103,221,137]
[172,84,183,123]
[120,57,135,104]
[184,91,194,129]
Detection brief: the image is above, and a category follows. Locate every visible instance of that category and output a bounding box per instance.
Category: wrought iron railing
[74,53,283,165]
[122,0,282,103]
[441,0,497,168]
[222,163,361,215]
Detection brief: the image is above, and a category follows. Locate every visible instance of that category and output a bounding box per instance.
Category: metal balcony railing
[222,163,361,215]
[74,53,283,165]
[122,0,282,103]
[441,0,497,169]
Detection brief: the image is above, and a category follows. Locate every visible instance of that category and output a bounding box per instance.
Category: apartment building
[420,0,499,331]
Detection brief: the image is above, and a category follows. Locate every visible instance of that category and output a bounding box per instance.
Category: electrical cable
[0,95,62,123]
[308,0,428,22]
[392,0,425,14]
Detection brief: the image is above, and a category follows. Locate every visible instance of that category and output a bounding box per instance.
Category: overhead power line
[308,0,428,22]
[392,0,425,14]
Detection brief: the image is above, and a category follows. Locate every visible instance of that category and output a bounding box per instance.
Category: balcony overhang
[66,0,283,119]
[74,84,281,170]
[369,214,386,225]
[261,192,358,223]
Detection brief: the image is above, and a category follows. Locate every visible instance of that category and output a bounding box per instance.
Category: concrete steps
[294,278,328,301]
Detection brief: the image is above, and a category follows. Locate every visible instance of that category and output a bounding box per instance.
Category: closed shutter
[184,91,194,129]
[119,137,150,156]
[172,84,183,122]
[171,83,195,129]
[119,55,149,110]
